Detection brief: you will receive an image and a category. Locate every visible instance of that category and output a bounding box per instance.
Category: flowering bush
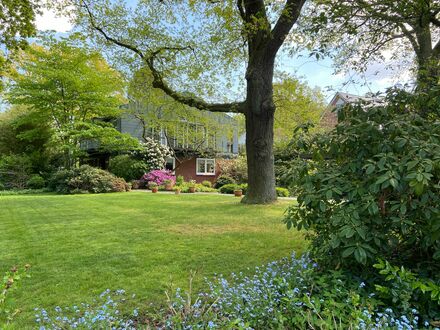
[34,289,138,330]
[141,170,175,186]
[162,253,435,329]
[133,138,173,171]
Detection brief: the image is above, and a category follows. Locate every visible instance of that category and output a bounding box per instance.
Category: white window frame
[196,158,216,176]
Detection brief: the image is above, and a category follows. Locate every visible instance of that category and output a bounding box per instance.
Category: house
[320,92,381,129]
[117,102,240,183]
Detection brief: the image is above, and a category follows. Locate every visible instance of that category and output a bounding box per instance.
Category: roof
[328,92,382,108]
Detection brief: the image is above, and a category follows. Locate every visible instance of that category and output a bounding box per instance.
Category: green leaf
[342,246,356,258]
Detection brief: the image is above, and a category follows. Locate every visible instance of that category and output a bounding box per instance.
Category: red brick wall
[174,157,221,183]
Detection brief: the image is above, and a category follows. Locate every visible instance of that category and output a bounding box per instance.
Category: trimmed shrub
[214,175,236,188]
[219,183,247,194]
[27,175,46,189]
[108,154,148,182]
[201,180,212,188]
[276,187,290,197]
[48,165,128,194]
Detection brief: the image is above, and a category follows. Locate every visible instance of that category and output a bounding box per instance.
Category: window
[196,158,215,176]
[165,157,175,173]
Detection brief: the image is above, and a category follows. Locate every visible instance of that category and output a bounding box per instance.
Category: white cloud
[35,9,73,33]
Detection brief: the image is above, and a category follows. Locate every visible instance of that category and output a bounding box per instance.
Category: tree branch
[237,0,246,21]
[268,0,306,55]
[81,0,245,114]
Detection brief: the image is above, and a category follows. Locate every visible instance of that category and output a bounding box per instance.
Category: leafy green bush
[276,187,290,197]
[48,165,129,194]
[108,154,148,182]
[201,180,212,188]
[284,96,440,273]
[176,182,217,193]
[0,154,33,189]
[175,175,184,186]
[373,259,440,320]
[213,175,236,188]
[26,174,46,189]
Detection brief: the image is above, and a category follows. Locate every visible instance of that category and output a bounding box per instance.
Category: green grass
[0,192,304,327]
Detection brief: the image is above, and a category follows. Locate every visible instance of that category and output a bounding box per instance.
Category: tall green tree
[7,36,137,168]
[301,0,440,90]
[64,0,307,204]
[273,73,325,142]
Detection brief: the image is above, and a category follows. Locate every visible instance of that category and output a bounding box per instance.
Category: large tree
[7,35,138,168]
[65,0,307,204]
[301,0,440,90]
[126,68,239,164]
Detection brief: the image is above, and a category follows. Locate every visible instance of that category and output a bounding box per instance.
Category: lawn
[0,192,304,328]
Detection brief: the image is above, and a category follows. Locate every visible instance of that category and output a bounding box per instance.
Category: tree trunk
[242,56,277,204]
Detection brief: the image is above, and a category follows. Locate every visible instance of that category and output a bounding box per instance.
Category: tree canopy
[301,0,440,89]
[0,0,40,50]
[7,35,138,168]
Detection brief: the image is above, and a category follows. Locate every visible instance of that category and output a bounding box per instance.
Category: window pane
[206,159,215,173]
[197,159,206,173]
[165,158,174,171]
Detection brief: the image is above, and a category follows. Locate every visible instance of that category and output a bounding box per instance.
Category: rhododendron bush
[133,137,173,172]
[142,170,175,186]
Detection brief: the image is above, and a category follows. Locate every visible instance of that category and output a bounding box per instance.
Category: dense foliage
[284,93,440,274]
[0,105,53,173]
[0,154,33,190]
[48,165,129,194]
[217,156,248,184]
[213,174,236,189]
[7,35,136,168]
[108,155,149,182]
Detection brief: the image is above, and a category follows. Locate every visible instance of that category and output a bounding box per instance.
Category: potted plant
[174,186,181,195]
[148,181,158,193]
[234,188,243,197]
[188,180,197,193]
[164,179,174,191]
